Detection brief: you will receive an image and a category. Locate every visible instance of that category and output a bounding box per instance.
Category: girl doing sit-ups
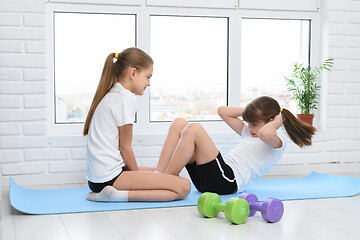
[155,96,316,194]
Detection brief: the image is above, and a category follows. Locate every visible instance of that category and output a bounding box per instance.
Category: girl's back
[224,125,287,192]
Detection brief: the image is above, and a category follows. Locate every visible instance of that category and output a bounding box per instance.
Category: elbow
[119,145,128,152]
[119,144,132,156]
[217,106,226,118]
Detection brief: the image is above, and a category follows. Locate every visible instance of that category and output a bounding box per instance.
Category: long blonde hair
[242,96,316,147]
[83,47,153,136]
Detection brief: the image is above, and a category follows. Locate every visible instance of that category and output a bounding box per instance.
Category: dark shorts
[88,169,124,193]
[185,152,237,195]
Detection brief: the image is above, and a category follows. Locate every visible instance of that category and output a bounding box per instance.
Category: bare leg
[87,118,192,203]
[138,166,155,171]
[87,122,215,202]
[164,123,219,176]
[113,171,191,201]
[156,118,189,173]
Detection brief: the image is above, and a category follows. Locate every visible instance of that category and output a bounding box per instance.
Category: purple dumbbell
[239,193,284,223]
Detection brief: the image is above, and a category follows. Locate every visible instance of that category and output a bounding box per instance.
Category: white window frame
[46,1,322,136]
[47,0,142,6]
[239,0,319,12]
[146,0,236,9]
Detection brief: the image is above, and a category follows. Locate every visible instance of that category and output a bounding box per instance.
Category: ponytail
[83,53,116,136]
[281,108,316,148]
[83,47,153,136]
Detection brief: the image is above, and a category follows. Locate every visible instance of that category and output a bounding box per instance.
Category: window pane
[54,12,136,123]
[240,19,310,112]
[150,15,228,121]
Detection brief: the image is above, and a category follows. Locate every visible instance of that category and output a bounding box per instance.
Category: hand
[273,114,283,129]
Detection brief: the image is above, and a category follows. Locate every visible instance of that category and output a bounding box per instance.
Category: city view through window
[149,15,228,121]
[54,14,310,123]
[240,19,310,113]
[54,12,136,123]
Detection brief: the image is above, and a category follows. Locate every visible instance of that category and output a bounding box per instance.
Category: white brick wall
[0,0,359,186]
[323,0,360,172]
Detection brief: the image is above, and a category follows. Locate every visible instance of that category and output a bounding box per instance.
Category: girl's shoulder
[108,84,136,101]
[110,83,132,95]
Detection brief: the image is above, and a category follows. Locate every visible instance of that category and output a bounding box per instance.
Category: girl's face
[247,121,267,138]
[130,65,153,95]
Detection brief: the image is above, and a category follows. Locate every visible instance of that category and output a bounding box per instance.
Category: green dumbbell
[197,192,250,224]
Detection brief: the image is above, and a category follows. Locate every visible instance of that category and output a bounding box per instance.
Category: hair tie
[114,53,119,59]
[280,107,283,112]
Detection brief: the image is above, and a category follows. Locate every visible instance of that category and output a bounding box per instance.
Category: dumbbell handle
[249,202,262,212]
[213,202,225,212]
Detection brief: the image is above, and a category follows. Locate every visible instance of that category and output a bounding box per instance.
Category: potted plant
[284,58,334,125]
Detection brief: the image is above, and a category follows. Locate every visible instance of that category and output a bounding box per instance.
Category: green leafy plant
[285,58,334,114]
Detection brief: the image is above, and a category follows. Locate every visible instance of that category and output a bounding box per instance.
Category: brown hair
[242,96,316,147]
[83,47,153,136]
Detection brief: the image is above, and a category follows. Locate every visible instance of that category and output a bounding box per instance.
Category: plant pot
[296,114,314,126]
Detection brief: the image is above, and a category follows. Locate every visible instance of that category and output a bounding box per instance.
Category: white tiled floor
[1,173,360,240]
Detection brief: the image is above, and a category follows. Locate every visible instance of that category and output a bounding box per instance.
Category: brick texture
[0,0,359,186]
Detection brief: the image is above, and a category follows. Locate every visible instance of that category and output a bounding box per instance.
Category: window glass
[150,15,228,121]
[54,12,136,123]
[240,18,310,112]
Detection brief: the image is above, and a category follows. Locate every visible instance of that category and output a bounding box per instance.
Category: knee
[177,178,191,200]
[181,123,203,137]
[170,118,188,133]
[172,118,188,129]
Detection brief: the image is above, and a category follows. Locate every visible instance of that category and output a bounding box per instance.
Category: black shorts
[185,152,237,195]
[88,169,124,193]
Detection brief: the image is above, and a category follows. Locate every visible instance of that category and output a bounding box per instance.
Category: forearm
[259,121,277,137]
[258,116,283,148]
[120,146,139,171]
[218,106,244,119]
[218,106,245,135]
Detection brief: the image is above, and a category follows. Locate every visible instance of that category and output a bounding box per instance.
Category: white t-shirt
[223,124,287,193]
[86,83,137,183]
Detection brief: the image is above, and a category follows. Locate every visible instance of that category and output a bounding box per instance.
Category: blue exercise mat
[9,172,360,215]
